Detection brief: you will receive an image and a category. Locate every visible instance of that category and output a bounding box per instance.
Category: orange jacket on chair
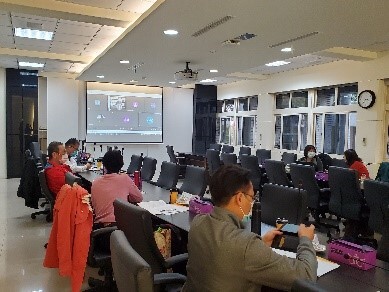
[44,184,93,292]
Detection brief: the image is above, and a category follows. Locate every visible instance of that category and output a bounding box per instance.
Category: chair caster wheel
[31,214,36,219]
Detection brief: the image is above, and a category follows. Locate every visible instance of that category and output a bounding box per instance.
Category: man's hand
[85,163,92,170]
[262,229,283,247]
[298,224,315,241]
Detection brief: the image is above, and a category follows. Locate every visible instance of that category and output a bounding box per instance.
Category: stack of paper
[138,200,189,215]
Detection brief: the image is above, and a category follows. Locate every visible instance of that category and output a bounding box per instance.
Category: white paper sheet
[138,200,189,215]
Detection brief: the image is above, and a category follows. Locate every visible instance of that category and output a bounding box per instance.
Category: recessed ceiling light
[120,60,130,64]
[129,79,138,83]
[18,61,44,68]
[209,69,218,73]
[169,81,176,84]
[281,47,293,52]
[164,29,178,35]
[96,75,104,78]
[200,79,217,83]
[265,61,291,67]
[15,28,53,41]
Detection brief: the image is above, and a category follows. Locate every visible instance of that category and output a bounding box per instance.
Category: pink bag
[328,240,376,270]
[189,198,214,214]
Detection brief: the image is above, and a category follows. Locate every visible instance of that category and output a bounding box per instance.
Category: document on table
[272,248,339,277]
[138,200,189,215]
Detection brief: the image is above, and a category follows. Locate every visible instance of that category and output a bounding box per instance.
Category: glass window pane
[316,88,335,107]
[299,114,308,151]
[240,116,255,146]
[216,118,220,143]
[291,91,308,108]
[338,85,358,105]
[237,117,242,145]
[323,114,346,154]
[315,114,323,151]
[224,100,234,112]
[275,115,281,149]
[276,93,290,109]
[282,115,299,150]
[348,112,357,149]
[238,98,249,111]
[220,117,230,144]
[249,95,258,111]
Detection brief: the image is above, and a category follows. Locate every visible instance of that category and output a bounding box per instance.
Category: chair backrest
[114,199,166,274]
[264,160,291,187]
[364,179,389,233]
[291,279,327,292]
[166,145,177,164]
[328,166,363,220]
[375,162,389,182]
[180,166,207,197]
[209,143,222,151]
[239,146,251,158]
[110,230,154,292]
[206,149,221,176]
[141,157,157,182]
[127,155,143,174]
[281,152,297,165]
[156,161,179,189]
[261,184,307,225]
[65,172,82,186]
[290,163,321,209]
[256,149,271,165]
[29,141,42,162]
[240,155,261,191]
[39,170,55,203]
[331,158,348,168]
[220,153,237,165]
[221,145,234,154]
[317,153,332,171]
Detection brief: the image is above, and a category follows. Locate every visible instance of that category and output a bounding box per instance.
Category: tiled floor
[0,178,98,291]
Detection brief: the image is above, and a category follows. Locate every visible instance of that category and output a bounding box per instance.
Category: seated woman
[299,145,323,172]
[91,150,143,228]
[344,149,370,179]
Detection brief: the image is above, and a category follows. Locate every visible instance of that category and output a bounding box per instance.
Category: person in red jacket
[45,141,71,198]
[344,149,370,179]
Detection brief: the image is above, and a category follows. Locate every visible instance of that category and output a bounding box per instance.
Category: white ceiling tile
[0,43,16,49]
[49,46,84,55]
[14,37,51,47]
[44,60,73,70]
[15,44,50,52]
[50,40,86,51]
[68,62,87,72]
[52,32,91,44]
[0,35,14,44]
[55,0,122,9]
[118,0,156,13]
[11,13,57,24]
[55,22,100,37]
[0,12,11,26]
[0,25,13,36]
[12,16,57,32]
[96,26,125,38]
[88,37,113,47]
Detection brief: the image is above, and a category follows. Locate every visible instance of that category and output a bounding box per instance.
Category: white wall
[0,68,6,178]
[218,55,389,164]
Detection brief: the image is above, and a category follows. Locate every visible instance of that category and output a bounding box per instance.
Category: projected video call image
[86,83,163,143]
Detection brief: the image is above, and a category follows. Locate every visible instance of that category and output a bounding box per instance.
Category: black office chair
[375,162,389,183]
[155,161,179,190]
[364,179,389,262]
[291,279,327,292]
[127,154,143,175]
[240,155,262,192]
[179,165,207,197]
[331,158,348,168]
[238,146,251,160]
[282,152,297,165]
[317,153,332,171]
[141,157,157,182]
[290,163,330,223]
[65,172,82,186]
[113,199,188,277]
[111,230,186,292]
[256,149,271,165]
[29,141,44,163]
[209,143,222,151]
[166,145,186,179]
[221,145,234,154]
[206,149,221,177]
[220,153,237,165]
[264,159,292,187]
[261,183,307,226]
[31,170,55,222]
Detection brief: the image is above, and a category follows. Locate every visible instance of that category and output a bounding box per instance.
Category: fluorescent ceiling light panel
[15,27,53,41]
[169,81,176,84]
[164,29,178,35]
[129,79,138,83]
[18,61,44,68]
[265,61,291,67]
[200,79,217,83]
[96,75,104,78]
[209,69,218,73]
[281,47,292,52]
[120,60,130,64]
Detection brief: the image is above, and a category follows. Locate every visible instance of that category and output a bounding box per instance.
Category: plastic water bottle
[251,201,261,234]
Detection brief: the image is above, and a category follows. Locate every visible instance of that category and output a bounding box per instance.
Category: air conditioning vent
[192,15,234,37]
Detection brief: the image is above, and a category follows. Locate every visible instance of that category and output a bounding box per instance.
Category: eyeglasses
[237,191,259,202]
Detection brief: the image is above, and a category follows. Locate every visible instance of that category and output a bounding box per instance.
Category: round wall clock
[357,90,376,109]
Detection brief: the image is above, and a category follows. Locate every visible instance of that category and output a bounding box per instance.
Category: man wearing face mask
[299,145,323,172]
[62,138,91,173]
[183,165,317,292]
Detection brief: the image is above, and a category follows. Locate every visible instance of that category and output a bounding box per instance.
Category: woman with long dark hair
[344,149,370,179]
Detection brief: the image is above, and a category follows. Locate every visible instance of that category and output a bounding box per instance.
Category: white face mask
[307,151,316,159]
[61,153,69,164]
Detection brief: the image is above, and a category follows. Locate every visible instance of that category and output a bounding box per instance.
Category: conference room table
[78,171,389,292]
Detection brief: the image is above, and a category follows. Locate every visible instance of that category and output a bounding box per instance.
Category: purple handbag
[189,197,214,214]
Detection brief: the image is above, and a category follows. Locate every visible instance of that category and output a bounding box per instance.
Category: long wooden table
[78,171,389,292]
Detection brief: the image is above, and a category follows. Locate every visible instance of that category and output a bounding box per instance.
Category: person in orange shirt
[344,149,370,179]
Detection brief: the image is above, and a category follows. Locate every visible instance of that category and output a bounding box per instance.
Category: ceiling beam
[0,0,138,27]
[0,47,92,63]
[318,47,378,61]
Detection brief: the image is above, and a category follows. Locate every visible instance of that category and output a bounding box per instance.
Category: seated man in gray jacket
[183,164,317,292]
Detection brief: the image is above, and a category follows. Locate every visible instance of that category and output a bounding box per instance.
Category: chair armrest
[154,273,186,285]
[164,253,188,269]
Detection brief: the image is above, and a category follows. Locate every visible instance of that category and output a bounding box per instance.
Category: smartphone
[276,218,289,230]
[280,223,299,235]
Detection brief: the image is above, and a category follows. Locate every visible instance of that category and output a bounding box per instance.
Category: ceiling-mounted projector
[174,62,198,80]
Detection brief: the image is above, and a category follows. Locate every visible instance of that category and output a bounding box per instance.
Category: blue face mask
[240,206,252,223]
